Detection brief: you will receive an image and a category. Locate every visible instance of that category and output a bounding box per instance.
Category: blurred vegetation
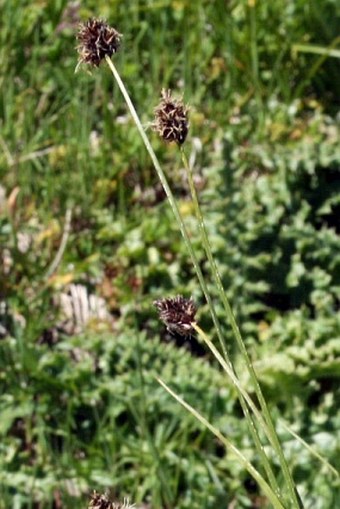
[0,1,339,508]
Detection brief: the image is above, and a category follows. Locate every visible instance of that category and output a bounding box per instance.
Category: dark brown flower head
[77,18,122,67]
[89,492,134,509]
[153,89,189,145]
[154,295,197,336]
[89,491,113,509]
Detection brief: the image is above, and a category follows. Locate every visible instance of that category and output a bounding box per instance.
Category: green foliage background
[0,1,339,508]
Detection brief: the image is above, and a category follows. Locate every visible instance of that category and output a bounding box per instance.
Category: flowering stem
[104,56,229,361]
[181,148,302,509]
[105,54,287,503]
[192,323,280,495]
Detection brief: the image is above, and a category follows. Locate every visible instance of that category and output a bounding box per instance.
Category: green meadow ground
[0,1,339,508]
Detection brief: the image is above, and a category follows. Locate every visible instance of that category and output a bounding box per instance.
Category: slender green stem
[105,55,300,507]
[181,148,302,508]
[106,55,280,502]
[106,54,277,486]
[158,378,285,509]
[104,56,229,362]
[193,323,280,493]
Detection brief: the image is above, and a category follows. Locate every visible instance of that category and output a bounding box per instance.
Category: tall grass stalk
[104,55,300,507]
[192,323,272,444]
[180,148,303,509]
[192,321,285,495]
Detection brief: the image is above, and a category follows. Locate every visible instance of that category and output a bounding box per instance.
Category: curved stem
[193,323,280,493]
[105,55,299,507]
[105,56,229,361]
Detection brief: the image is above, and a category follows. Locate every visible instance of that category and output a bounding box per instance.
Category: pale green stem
[105,54,278,490]
[104,56,229,362]
[193,321,281,493]
[105,54,280,501]
[105,54,299,507]
[181,149,302,509]
[193,322,280,492]
[158,378,285,509]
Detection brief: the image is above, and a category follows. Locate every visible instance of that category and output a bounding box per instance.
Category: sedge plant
[75,18,303,508]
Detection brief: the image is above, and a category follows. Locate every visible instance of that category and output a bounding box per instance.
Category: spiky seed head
[154,295,197,336]
[88,492,134,509]
[88,491,135,509]
[152,89,189,145]
[76,18,122,68]
[88,491,112,509]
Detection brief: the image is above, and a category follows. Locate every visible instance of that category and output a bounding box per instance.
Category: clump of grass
[76,18,303,509]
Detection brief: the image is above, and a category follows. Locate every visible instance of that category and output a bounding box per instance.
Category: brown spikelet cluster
[77,18,122,67]
[88,491,134,509]
[154,295,197,336]
[153,89,189,145]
